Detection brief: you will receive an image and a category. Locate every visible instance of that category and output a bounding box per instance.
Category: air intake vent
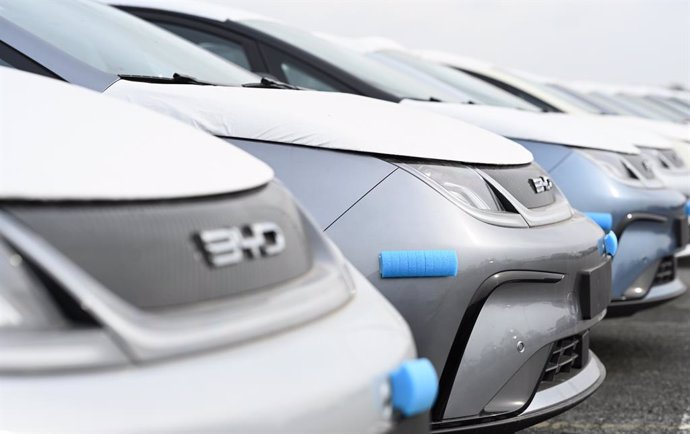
[540,331,589,388]
[653,256,676,285]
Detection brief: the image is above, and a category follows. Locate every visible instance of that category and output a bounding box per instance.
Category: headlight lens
[639,147,686,169]
[581,149,637,180]
[407,163,505,211]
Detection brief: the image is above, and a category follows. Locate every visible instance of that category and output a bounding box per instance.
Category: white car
[0,67,436,433]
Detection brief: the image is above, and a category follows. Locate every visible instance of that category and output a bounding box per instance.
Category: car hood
[586,115,690,144]
[104,80,534,165]
[0,68,273,200]
[399,100,641,155]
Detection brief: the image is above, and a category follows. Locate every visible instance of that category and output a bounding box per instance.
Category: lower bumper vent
[653,256,676,286]
[540,331,589,388]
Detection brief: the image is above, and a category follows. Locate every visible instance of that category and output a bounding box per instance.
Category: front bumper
[0,265,422,433]
[432,351,605,433]
[608,275,687,317]
[675,216,690,258]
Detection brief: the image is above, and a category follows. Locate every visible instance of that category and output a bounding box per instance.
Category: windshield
[588,91,672,119]
[372,50,542,111]
[616,94,688,122]
[0,0,258,85]
[653,96,690,117]
[531,82,611,114]
[242,19,463,102]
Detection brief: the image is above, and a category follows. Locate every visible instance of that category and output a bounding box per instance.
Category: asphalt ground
[521,258,690,434]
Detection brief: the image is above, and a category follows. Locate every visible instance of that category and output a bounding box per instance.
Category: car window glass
[155,21,251,70]
[0,0,258,85]
[242,19,465,102]
[607,93,672,120]
[280,60,338,91]
[539,83,612,114]
[655,96,690,116]
[626,95,687,122]
[373,50,541,111]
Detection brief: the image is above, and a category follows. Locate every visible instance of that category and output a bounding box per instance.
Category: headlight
[581,149,637,180]
[401,160,575,228]
[399,162,540,228]
[406,162,505,211]
[639,147,686,170]
[581,149,663,188]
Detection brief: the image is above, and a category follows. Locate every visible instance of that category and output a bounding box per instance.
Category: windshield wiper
[242,77,301,90]
[403,96,446,103]
[118,73,217,86]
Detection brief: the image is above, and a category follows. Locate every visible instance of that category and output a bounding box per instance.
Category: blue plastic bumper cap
[585,212,613,232]
[389,358,438,417]
[379,250,458,278]
[604,231,618,256]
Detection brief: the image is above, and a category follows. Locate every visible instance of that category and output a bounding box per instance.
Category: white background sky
[211,0,690,88]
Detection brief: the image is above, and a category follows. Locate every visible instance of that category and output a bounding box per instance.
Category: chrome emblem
[196,222,286,268]
[528,176,553,193]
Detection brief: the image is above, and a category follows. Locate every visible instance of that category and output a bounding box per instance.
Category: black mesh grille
[540,331,589,388]
[653,256,676,285]
[5,183,313,311]
[480,164,556,209]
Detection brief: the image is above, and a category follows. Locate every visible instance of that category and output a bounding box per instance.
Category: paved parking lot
[523,259,690,434]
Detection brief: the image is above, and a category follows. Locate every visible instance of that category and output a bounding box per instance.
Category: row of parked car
[1,1,689,433]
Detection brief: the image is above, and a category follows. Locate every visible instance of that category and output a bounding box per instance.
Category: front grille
[6,183,313,310]
[540,331,589,388]
[653,256,676,285]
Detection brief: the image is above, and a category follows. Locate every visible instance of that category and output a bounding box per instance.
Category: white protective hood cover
[598,116,690,143]
[0,68,273,200]
[399,100,641,155]
[308,39,647,154]
[104,80,533,165]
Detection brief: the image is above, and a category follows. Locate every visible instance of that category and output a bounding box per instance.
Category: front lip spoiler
[431,352,606,434]
[607,277,687,317]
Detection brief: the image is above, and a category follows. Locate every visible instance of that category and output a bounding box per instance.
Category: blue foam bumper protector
[604,231,618,256]
[379,250,458,278]
[585,212,613,232]
[390,358,438,417]
[685,200,690,216]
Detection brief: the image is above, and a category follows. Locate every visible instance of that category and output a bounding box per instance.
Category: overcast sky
[212,0,690,88]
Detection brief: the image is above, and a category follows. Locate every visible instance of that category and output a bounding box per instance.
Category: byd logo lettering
[529,176,553,194]
[196,222,286,268]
